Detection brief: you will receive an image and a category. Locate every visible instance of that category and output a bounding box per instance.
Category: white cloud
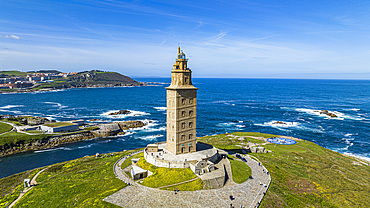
[0,34,20,40]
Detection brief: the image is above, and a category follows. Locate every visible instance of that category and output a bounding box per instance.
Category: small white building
[130,158,149,180]
[69,120,84,126]
[131,165,148,180]
[40,122,79,133]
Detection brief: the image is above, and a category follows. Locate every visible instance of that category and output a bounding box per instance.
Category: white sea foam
[138,134,164,141]
[255,121,299,128]
[154,107,167,111]
[122,132,135,136]
[142,126,167,132]
[344,133,353,137]
[101,110,150,118]
[295,108,364,121]
[78,144,95,149]
[34,147,71,153]
[211,100,237,105]
[44,102,68,109]
[217,122,245,129]
[255,121,323,133]
[344,108,361,111]
[0,105,24,109]
[343,152,370,162]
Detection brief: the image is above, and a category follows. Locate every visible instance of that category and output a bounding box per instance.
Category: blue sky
[0,0,369,79]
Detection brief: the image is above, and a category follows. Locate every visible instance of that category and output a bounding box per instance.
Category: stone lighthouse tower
[166,47,198,155]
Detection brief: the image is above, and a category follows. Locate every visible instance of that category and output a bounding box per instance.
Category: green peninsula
[1,132,369,208]
[0,70,145,93]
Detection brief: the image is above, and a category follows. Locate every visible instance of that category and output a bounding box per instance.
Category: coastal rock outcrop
[316,110,338,118]
[91,123,121,137]
[109,110,130,115]
[272,121,287,125]
[26,116,50,125]
[91,120,146,137]
[0,132,95,157]
[117,121,145,130]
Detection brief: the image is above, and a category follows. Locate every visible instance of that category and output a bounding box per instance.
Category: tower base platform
[144,142,220,169]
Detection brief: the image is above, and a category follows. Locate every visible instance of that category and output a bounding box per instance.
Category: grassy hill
[1,132,369,207]
[33,71,142,90]
[0,71,27,78]
[198,132,370,208]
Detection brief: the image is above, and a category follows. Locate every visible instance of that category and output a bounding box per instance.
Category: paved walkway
[8,168,46,208]
[104,150,271,208]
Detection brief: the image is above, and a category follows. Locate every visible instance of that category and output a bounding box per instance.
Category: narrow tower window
[189,134,193,140]
[181,135,185,141]
[189,111,193,116]
[189,122,193,128]
[185,77,189,84]
[189,98,193,104]
[182,99,186,105]
[182,111,186,117]
[182,122,186,129]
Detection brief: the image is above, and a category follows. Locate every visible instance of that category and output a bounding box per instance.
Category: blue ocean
[0,78,369,178]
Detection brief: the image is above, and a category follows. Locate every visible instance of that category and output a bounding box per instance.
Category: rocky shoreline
[0,120,146,157]
[0,132,96,157]
[0,83,148,94]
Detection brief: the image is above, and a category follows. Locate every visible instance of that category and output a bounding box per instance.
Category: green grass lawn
[43,122,74,127]
[0,169,40,208]
[228,155,251,184]
[200,132,370,208]
[254,141,370,208]
[197,132,276,151]
[197,132,276,153]
[0,70,27,77]
[197,133,243,151]
[25,130,42,134]
[9,152,129,208]
[0,122,13,134]
[84,126,99,131]
[135,155,199,189]
[0,131,49,146]
[120,152,143,170]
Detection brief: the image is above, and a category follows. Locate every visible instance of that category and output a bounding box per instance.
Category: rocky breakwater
[0,132,95,157]
[91,120,145,137]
